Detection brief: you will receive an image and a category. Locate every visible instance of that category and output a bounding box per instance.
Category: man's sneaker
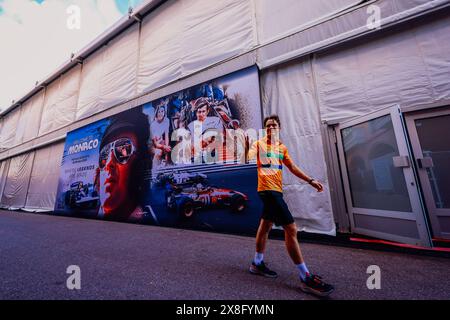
[249,261,278,278]
[299,274,334,297]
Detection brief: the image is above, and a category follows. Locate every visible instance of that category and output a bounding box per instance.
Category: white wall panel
[75,48,105,120]
[0,107,21,149]
[0,152,35,209]
[415,15,450,101]
[137,0,183,94]
[0,159,10,200]
[137,0,256,94]
[39,65,81,136]
[181,0,255,75]
[76,24,139,120]
[255,0,362,43]
[261,59,336,235]
[25,142,64,211]
[15,90,45,144]
[314,15,450,122]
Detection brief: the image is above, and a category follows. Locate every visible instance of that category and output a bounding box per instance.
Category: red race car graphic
[166,182,248,218]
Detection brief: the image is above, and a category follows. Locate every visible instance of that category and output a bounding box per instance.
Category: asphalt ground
[1,210,449,300]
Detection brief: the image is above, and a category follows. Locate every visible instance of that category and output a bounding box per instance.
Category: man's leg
[282,223,304,265]
[283,220,334,296]
[249,218,278,278]
[283,223,334,297]
[283,222,312,281]
[255,218,273,254]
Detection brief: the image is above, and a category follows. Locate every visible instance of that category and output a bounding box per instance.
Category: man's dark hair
[263,115,281,128]
[192,97,210,112]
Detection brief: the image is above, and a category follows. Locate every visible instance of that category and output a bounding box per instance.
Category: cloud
[0,0,143,112]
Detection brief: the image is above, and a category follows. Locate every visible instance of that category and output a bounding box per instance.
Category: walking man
[247,115,334,297]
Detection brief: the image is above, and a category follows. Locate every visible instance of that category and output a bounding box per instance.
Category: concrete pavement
[0,210,449,300]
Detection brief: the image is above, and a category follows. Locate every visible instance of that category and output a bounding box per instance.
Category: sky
[0,0,144,112]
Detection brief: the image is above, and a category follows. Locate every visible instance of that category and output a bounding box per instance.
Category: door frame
[404,105,450,239]
[335,105,432,247]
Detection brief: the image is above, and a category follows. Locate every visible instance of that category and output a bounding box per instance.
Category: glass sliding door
[405,107,450,240]
[336,105,431,247]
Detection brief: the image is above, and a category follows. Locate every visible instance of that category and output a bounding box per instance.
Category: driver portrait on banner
[187,96,224,162]
[94,107,158,224]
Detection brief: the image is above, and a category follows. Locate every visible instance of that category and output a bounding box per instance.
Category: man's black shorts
[258,190,294,226]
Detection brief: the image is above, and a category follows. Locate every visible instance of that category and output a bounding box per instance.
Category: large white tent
[1,0,449,238]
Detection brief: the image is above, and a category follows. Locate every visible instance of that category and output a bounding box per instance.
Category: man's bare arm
[284,158,324,192]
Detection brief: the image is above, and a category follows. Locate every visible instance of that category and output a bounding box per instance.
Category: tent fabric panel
[260,59,336,235]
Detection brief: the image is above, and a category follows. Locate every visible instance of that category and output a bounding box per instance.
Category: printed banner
[55,66,264,234]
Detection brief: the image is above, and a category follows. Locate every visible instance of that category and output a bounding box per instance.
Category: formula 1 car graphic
[165,182,248,218]
[156,171,208,187]
[64,181,100,209]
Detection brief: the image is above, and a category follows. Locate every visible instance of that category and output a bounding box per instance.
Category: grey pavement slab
[0,210,449,300]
